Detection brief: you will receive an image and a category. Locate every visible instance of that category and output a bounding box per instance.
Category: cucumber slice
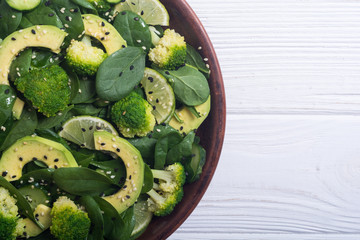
[18,185,50,210]
[6,0,41,11]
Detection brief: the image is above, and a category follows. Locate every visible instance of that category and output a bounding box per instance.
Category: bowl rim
[138,0,226,239]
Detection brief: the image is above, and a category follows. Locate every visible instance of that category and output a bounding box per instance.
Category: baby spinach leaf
[0,108,38,151]
[0,0,22,39]
[53,167,117,196]
[89,159,126,186]
[70,0,96,11]
[0,117,14,147]
[72,104,102,116]
[119,206,135,240]
[49,0,84,44]
[186,44,210,79]
[154,132,182,170]
[22,3,63,28]
[18,169,55,184]
[154,64,210,106]
[141,163,153,193]
[0,85,16,126]
[71,77,96,104]
[96,47,146,101]
[31,50,63,69]
[185,142,206,183]
[37,105,74,130]
[35,129,70,150]
[113,11,151,52]
[79,196,104,240]
[127,137,157,164]
[0,176,43,229]
[9,48,32,82]
[166,131,195,165]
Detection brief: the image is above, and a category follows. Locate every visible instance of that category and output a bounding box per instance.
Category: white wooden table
[170,0,360,239]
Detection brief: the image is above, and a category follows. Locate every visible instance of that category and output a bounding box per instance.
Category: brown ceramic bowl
[138,0,226,239]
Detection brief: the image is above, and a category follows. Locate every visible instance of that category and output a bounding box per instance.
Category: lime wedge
[59,116,118,149]
[131,196,153,239]
[141,68,175,124]
[114,0,170,26]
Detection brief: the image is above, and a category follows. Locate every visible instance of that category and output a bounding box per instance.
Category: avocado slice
[94,131,144,214]
[169,96,211,135]
[82,14,127,55]
[21,204,52,238]
[0,136,78,181]
[0,25,67,119]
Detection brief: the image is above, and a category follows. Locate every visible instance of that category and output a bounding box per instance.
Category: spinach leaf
[64,67,80,102]
[31,50,63,69]
[37,105,74,130]
[89,159,126,186]
[185,143,206,183]
[155,64,210,106]
[154,132,182,170]
[72,104,102,116]
[0,108,38,151]
[141,163,153,193]
[113,11,151,52]
[0,85,16,126]
[0,117,14,147]
[186,44,210,79]
[166,131,195,165]
[35,129,71,150]
[70,0,96,11]
[0,0,22,39]
[49,0,84,44]
[79,196,104,240]
[127,137,157,165]
[96,47,146,101]
[0,176,43,229]
[18,169,55,183]
[22,2,63,28]
[119,207,135,240]
[71,77,96,104]
[71,150,95,167]
[151,124,178,139]
[9,48,32,82]
[53,167,117,196]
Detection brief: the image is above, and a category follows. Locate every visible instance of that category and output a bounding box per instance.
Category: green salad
[0,0,211,239]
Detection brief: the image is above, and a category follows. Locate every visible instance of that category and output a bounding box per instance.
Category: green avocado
[82,14,127,55]
[169,96,211,135]
[6,0,41,11]
[21,204,52,238]
[94,131,144,214]
[0,25,67,119]
[0,136,78,181]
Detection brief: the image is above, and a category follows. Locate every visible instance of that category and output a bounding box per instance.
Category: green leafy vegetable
[0,0,21,39]
[0,85,16,126]
[186,44,210,79]
[22,2,63,28]
[79,196,104,240]
[9,48,32,82]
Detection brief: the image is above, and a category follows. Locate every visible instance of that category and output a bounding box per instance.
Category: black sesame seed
[101,37,105,41]
[148,134,153,139]
[45,0,51,6]
[191,154,196,157]
[148,91,153,94]
[81,144,85,147]
[11,37,16,41]
[105,32,110,35]
[23,232,27,236]
[126,195,131,199]
[116,148,120,152]
[35,214,39,218]
[161,123,166,126]
[4,89,10,94]
[2,171,7,177]
[74,8,79,13]
[101,22,105,26]
[12,175,16,179]
[180,126,184,130]
[152,106,156,110]
[19,157,23,161]
[89,126,93,130]
[65,16,70,21]
[121,11,127,15]
[131,2,135,5]
[48,13,54,17]
[120,0,125,2]
[54,158,59,162]
[31,29,36,34]
[59,127,64,131]
[54,165,58,169]
[148,77,153,82]
[134,17,139,21]
[81,128,86,132]
[165,71,170,75]
[130,65,134,70]
[44,155,48,160]
[129,175,132,180]
[96,126,101,130]
[101,143,106,146]
[123,185,127,189]
[119,72,123,77]
[141,10,144,15]
[32,157,38,161]
[122,45,126,48]
[156,98,159,103]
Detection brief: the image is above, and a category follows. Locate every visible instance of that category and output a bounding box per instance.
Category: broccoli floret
[66,38,107,76]
[50,196,91,240]
[111,91,156,138]
[14,65,70,117]
[148,29,187,70]
[146,163,186,216]
[0,187,25,240]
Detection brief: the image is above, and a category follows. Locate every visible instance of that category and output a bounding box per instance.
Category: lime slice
[59,116,118,149]
[114,0,170,26]
[141,68,175,124]
[131,196,153,239]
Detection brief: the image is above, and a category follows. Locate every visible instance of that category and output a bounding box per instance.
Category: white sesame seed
[64,24,69,28]
[198,46,202,50]
[206,64,210,69]
[142,46,146,50]
[204,58,208,61]
[110,175,115,179]
[11,15,16,18]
